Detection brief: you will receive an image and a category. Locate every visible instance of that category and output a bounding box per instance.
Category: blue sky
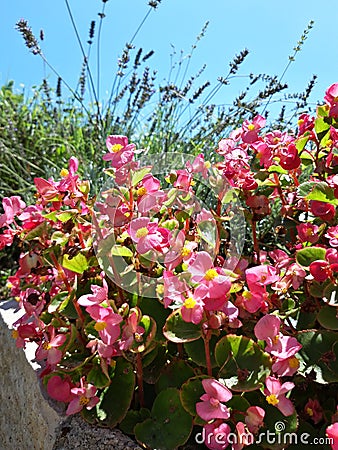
[2,0,338,116]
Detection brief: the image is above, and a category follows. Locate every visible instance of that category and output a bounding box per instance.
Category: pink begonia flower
[254,314,302,359]
[284,263,306,289]
[304,398,323,425]
[324,83,338,118]
[181,291,205,325]
[34,177,61,204]
[0,195,26,227]
[264,376,295,416]
[297,223,319,244]
[269,249,291,272]
[252,141,274,168]
[245,406,265,434]
[35,328,67,365]
[12,323,40,349]
[164,229,197,270]
[173,169,194,191]
[326,422,338,450]
[241,115,266,143]
[0,228,16,250]
[86,304,122,346]
[327,174,338,198]
[254,314,281,344]
[119,310,145,351]
[326,226,338,247]
[239,288,268,314]
[233,422,254,450]
[163,270,188,308]
[18,288,46,324]
[309,260,331,282]
[196,378,232,421]
[78,279,108,307]
[66,377,100,415]
[203,420,231,450]
[297,113,315,136]
[188,252,231,296]
[279,143,301,170]
[87,338,120,362]
[47,375,75,403]
[17,204,44,230]
[102,135,135,169]
[97,194,131,228]
[245,265,279,290]
[326,248,338,264]
[136,174,166,213]
[310,200,336,222]
[272,355,300,377]
[128,217,171,255]
[186,153,210,179]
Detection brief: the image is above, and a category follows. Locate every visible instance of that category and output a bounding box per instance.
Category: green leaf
[314,117,330,144]
[87,362,111,389]
[51,231,69,246]
[295,135,310,152]
[97,358,135,426]
[298,330,338,383]
[317,305,338,330]
[131,167,152,187]
[184,335,218,368]
[305,183,338,205]
[139,297,171,343]
[215,335,271,392]
[119,408,151,435]
[156,360,195,392]
[267,165,288,174]
[62,253,89,274]
[296,247,326,268]
[323,283,338,306]
[163,309,202,343]
[111,245,133,257]
[134,388,193,450]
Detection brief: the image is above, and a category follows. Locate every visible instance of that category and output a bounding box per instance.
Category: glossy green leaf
[296,247,326,268]
[62,253,89,274]
[163,309,202,343]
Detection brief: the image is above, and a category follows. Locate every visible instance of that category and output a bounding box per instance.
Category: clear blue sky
[2,0,338,115]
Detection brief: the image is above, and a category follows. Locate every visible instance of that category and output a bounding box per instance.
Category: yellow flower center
[137,186,147,196]
[156,284,164,295]
[94,322,107,332]
[306,407,314,417]
[272,335,279,345]
[12,330,19,339]
[79,396,90,406]
[204,268,218,281]
[326,139,333,147]
[297,119,305,126]
[60,168,69,177]
[261,275,267,282]
[43,342,52,351]
[266,394,279,406]
[247,124,255,131]
[180,247,191,257]
[111,143,123,153]
[184,297,197,309]
[242,291,252,300]
[306,228,314,236]
[334,96,338,103]
[205,161,211,169]
[136,227,149,238]
[288,356,300,369]
[6,281,13,289]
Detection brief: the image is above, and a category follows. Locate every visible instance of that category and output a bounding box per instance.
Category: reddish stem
[203,332,213,377]
[136,352,144,408]
[251,220,260,264]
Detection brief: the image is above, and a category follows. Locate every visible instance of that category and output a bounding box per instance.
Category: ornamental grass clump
[1,84,338,450]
